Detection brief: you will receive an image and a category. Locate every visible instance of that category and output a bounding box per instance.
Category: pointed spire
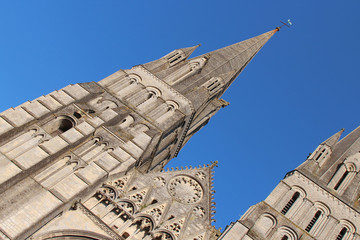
[180,29,278,92]
[322,128,344,148]
[330,125,360,161]
[179,44,200,60]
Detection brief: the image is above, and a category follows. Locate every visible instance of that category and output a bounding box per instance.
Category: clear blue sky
[1,0,360,231]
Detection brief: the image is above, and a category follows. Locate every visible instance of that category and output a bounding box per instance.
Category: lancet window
[305,211,321,232]
[328,156,359,194]
[336,228,348,240]
[281,192,300,215]
[304,202,330,236]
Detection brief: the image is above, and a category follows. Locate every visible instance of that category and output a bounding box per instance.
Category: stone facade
[219,128,360,240]
[0,28,278,239]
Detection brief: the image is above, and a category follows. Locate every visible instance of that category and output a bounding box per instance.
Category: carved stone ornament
[167,175,203,204]
[193,206,205,218]
[153,176,166,187]
[195,171,206,180]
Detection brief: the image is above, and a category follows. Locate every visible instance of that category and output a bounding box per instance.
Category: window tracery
[167,175,203,204]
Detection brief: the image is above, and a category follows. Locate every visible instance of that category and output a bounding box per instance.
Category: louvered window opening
[305,211,321,232]
[281,192,300,215]
[315,149,326,160]
[336,227,348,240]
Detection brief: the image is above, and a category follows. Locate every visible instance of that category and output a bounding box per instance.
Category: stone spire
[176,29,279,103]
[322,128,344,148]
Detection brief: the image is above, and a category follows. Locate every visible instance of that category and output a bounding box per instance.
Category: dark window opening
[334,171,349,190]
[151,199,158,204]
[122,232,130,239]
[336,227,348,240]
[315,148,326,161]
[305,210,321,232]
[44,117,75,137]
[73,112,82,119]
[281,236,289,240]
[281,192,300,215]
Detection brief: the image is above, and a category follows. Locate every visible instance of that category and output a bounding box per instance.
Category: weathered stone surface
[76,121,95,135]
[0,154,21,185]
[0,117,14,135]
[76,162,107,185]
[13,146,49,169]
[50,174,88,201]
[61,128,83,143]
[40,136,68,154]
[63,84,89,100]
[50,90,74,105]
[1,107,34,127]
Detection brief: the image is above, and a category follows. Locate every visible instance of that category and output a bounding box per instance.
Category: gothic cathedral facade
[0,27,359,240]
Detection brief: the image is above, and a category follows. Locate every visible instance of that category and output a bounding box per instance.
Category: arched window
[328,159,358,194]
[305,210,322,232]
[334,220,356,240]
[334,171,349,191]
[336,227,348,240]
[42,116,75,137]
[272,226,298,240]
[281,192,300,215]
[166,57,208,85]
[315,148,326,160]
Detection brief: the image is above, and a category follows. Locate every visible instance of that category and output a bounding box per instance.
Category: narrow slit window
[336,227,348,240]
[281,192,300,215]
[334,171,349,190]
[315,148,326,160]
[305,210,321,232]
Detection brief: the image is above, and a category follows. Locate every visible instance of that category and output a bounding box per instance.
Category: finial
[277,19,293,31]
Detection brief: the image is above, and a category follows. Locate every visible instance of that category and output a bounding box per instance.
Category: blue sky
[1,0,360,230]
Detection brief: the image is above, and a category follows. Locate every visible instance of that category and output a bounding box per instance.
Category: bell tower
[219,127,360,240]
[0,29,277,240]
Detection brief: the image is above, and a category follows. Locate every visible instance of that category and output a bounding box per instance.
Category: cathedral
[0,27,359,240]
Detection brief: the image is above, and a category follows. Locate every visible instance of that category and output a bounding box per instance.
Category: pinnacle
[322,128,344,148]
[180,44,200,59]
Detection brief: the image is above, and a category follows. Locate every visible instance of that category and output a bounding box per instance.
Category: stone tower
[0,29,278,239]
[219,127,360,240]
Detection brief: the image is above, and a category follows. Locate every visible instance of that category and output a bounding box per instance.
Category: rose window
[167,176,203,204]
